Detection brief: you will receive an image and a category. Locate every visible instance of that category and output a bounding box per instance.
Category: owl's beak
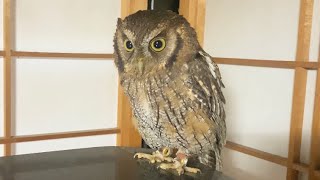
[138,58,144,75]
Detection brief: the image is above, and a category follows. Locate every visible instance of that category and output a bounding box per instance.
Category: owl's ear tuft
[117,18,123,28]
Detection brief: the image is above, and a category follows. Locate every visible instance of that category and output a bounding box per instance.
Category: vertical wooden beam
[3,0,12,156]
[116,0,147,147]
[179,0,206,46]
[309,67,320,180]
[309,49,320,179]
[287,0,314,179]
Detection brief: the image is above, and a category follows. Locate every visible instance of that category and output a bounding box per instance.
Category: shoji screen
[204,0,319,180]
[0,0,120,155]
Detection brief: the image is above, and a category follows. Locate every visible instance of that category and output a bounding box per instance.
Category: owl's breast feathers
[120,51,226,158]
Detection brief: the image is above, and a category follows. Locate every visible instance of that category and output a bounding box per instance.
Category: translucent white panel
[0,0,3,49]
[220,65,294,157]
[0,58,3,137]
[222,148,286,180]
[15,0,120,53]
[14,134,116,155]
[309,0,320,61]
[204,0,300,60]
[300,71,317,163]
[15,59,118,135]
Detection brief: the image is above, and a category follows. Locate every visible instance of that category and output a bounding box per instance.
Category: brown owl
[113,10,226,175]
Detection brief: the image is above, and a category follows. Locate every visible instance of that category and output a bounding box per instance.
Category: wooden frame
[115,0,147,147]
[3,0,12,156]
[1,0,319,180]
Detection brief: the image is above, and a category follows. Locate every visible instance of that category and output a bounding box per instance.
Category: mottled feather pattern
[114,10,226,170]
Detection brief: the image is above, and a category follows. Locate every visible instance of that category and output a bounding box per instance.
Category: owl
[114,10,226,175]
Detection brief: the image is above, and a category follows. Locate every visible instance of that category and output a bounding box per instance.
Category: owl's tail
[199,149,222,171]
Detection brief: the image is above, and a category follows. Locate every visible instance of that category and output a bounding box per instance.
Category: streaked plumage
[113,10,226,170]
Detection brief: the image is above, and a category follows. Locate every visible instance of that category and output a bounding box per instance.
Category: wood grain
[225,141,309,173]
[287,0,314,179]
[7,51,320,69]
[11,51,114,59]
[226,141,287,166]
[3,0,12,156]
[315,170,320,178]
[309,65,320,179]
[116,0,147,147]
[0,128,120,144]
[179,0,206,46]
[214,57,319,70]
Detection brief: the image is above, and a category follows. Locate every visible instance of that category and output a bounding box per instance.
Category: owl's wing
[187,50,226,142]
[198,50,225,104]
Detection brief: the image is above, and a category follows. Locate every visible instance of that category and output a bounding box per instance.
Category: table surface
[0,146,231,180]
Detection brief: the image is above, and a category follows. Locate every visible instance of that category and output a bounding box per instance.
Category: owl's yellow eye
[150,38,166,52]
[124,40,134,52]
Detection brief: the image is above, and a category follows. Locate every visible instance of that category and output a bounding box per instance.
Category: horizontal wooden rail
[225,141,309,172]
[0,128,120,144]
[214,57,319,70]
[0,50,4,56]
[225,141,287,166]
[6,51,320,70]
[11,51,114,59]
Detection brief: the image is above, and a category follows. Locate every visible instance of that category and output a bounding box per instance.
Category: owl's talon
[133,149,173,164]
[184,166,201,174]
[158,158,201,175]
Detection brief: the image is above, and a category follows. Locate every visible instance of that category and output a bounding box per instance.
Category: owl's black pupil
[126,41,133,49]
[154,40,163,49]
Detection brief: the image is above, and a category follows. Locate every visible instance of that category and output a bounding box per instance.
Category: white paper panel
[204,0,300,60]
[222,148,286,180]
[15,0,120,53]
[14,134,116,155]
[220,65,294,157]
[0,58,3,137]
[15,59,118,135]
[0,0,3,50]
[300,71,317,164]
[309,0,320,61]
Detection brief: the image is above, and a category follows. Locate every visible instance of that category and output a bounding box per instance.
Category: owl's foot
[158,155,201,175]
[134,147,174,163]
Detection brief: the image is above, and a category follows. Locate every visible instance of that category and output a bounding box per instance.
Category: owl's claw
[158,157,201,175]
[134,148,174,163]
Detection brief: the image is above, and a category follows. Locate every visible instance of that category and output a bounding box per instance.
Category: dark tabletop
[0,146,231,180]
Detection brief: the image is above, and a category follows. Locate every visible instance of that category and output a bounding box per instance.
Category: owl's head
[113,10,201,77]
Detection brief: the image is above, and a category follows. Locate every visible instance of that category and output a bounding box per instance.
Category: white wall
[0,0,120,156]
[204,0,320,179]
[15,0,117,53]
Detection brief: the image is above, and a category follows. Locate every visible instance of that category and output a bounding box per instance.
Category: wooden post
[3,0,12,156]
[309,47,320,179]
[179,0,206,46]
[116,0,147,147]
[287,0,314,179]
